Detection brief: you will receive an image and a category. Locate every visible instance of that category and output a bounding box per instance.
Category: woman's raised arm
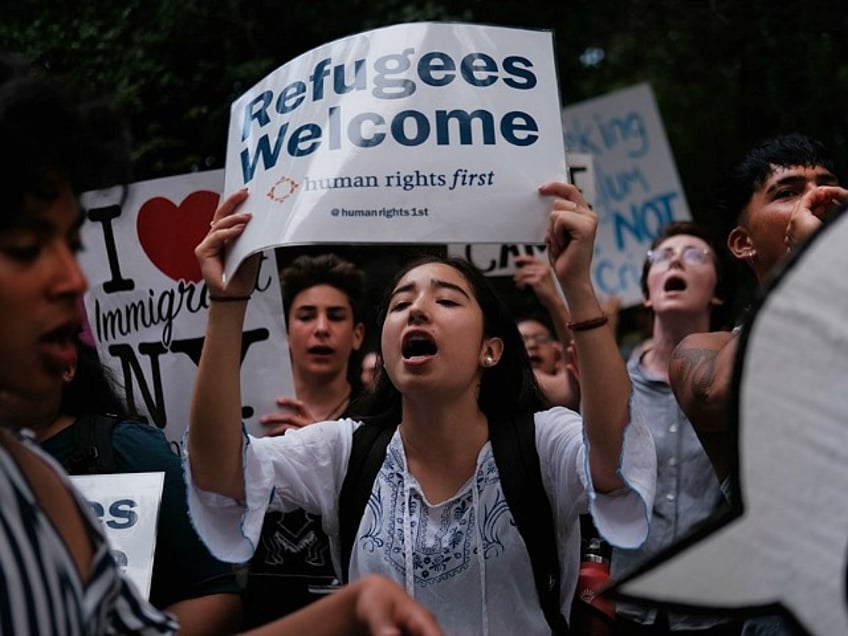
[187,189,257,499]
[542,182,632,493]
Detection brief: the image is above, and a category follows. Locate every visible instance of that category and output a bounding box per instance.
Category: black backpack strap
[69,413,120,474]
[489,412,570,635]
[338,418,398,583]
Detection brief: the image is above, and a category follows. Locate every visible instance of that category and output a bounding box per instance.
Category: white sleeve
[183,418,357,563]
[536,403,655,550]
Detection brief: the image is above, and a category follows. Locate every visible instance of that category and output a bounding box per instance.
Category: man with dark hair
[716,132,841,283]
[244,253,366,629]
[263,253,366,433]
[670,133,848,484]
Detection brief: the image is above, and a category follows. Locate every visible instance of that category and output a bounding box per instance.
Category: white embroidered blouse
[185,406,655,635]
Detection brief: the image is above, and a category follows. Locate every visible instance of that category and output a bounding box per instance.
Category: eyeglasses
[646,245,712,268]
[521,333,553,346]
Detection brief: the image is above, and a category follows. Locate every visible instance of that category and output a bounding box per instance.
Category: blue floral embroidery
[479,489,510,559]
[356,434,518,587]
[359,482,385,554]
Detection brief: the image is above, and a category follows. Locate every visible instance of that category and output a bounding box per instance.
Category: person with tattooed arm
[669,133,848,486]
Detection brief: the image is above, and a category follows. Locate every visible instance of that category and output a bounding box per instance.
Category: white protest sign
[80,170,291,443]
[447,152,595,276]
[562,83,690,306]
[223,21,567,282]
[71,472,165,600]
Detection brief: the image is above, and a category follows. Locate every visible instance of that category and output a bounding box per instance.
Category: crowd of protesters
[1,45,845,636]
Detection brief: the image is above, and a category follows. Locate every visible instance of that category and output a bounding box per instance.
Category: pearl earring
[484,356,495,367]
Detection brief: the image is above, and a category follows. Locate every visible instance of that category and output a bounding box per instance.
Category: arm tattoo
[672,347,719,404]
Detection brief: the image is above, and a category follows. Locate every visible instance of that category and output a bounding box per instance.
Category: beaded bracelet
[566,314,609,332]
[208,294,252,302]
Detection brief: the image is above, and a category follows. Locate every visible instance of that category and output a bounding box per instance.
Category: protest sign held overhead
[562,83,690,306]
[80,171,291,444]
[223,22,567,282]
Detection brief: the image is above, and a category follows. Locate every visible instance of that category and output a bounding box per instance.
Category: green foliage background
[3,0,847,228]
[3,0,847,333]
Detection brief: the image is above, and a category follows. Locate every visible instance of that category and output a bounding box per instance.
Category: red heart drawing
[136,190,220,282]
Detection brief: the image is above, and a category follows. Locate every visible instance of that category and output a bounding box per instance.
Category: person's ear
[352,322,365,351]
[480,337,504,368]
[728,226,756,261]
[62,364,77,384]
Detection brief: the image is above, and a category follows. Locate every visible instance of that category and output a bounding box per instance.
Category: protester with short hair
[613,221,735,635]
[668,135,848,636]
[243,253,367,629]
[670,133,848,483]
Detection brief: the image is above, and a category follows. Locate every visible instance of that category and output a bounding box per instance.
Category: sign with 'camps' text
[71,472,165,599]
[223,21,567,282]
[80,170,292,444]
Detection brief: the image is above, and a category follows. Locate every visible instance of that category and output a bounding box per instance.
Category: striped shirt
[0,432,178,635]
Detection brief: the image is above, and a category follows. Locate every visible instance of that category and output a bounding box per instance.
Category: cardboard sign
[222,21,567,281]
[71,472,165,600]
[562,83,690,306]
[614,209,848,635]
[80,170,291,443]
[446,152,595,276]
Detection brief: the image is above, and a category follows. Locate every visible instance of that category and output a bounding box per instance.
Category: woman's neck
[398,391,489,503]
[399,391,488,460]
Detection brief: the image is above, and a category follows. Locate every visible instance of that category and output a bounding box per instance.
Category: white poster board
[80,170,291,442]
[222,21,567,281]
[71,472,165,600]
[562,83,690,306]
[446,152,595,275]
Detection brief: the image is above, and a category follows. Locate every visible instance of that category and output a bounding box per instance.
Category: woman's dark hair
[352,255,548,423]
[0,52,131,231]
[61,338,130,419]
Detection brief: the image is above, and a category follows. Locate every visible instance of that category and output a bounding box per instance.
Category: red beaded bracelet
[567,314,609,332]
